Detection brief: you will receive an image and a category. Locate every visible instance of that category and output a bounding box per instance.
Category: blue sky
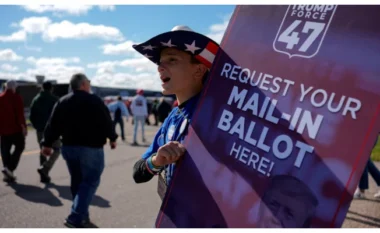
[0,5,234,90]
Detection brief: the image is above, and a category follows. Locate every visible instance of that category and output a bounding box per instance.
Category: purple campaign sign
[155,5,380,228]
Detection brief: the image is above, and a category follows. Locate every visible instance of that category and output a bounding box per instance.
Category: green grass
[371,136,380,161]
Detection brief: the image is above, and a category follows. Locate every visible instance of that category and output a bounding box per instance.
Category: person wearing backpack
[107,96,130,141]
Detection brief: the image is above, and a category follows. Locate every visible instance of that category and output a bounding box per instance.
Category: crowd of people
[0,24,379,228]
[106,91,174,145]
[0,73,174,227]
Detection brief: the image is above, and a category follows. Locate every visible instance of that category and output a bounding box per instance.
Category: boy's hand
[152,141,186,167]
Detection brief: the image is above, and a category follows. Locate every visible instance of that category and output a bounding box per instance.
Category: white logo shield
[273,5,338,59]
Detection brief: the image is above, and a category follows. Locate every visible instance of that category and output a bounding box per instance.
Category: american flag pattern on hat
[132,26,220,69]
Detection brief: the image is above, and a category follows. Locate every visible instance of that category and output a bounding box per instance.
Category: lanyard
[157,114,190,200]
[165,113,190,180]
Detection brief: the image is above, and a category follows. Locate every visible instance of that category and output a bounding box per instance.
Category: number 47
[278,20,325,52]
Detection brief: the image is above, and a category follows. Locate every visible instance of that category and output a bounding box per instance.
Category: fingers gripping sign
[153,141,187,167]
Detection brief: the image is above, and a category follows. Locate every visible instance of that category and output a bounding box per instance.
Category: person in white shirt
[130,89,148,146]
[107,96,130,141]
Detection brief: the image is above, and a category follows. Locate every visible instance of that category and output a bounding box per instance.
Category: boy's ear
[194,64,208,79]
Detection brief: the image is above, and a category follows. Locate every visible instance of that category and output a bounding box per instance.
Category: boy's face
[158,48,203,95]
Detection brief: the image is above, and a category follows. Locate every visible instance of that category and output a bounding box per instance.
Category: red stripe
[195,54,212,69]
[206,41,219,54]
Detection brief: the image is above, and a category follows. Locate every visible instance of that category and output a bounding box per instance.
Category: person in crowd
[145,100,152,125]
[30,81,61,183]
[156,97,172,125]
[354,159,380,199]
[130,89,148,146]
[107,95,130,141]
[354,134,380,199]
[0,80,27,183]
[151,98,160,126]
[41,73,118,228]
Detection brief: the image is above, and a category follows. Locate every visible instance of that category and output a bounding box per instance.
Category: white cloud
[99,5,115,11]
[88,56,156,74]
[22,5,93,15]
[26,56,81,67]
[0,49,23,61]
[0,72,29,81]
[42,20,124,42]
[0,64,85,84]
[87,56,160,90]
[1,64,18,72]
[0,54,88,83]
[20,17,51,34]
[91,71,161,91]
[10,22,18,28]
[26,65,85,83]
[119,57,157,73]
[2,16,124,43]
[101,40,136,55]
[87,61,118,70]
[0,30,27,42]
[206,14,232,44]
[1,56,85,83]
[23,42,42,52]
[22,5,115,16]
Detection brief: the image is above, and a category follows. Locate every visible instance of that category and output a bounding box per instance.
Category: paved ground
[0,120,379,228]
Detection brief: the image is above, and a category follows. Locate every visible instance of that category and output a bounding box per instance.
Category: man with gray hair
[41,73,118,228]
[256,175,319,228]
[0,80,27,182]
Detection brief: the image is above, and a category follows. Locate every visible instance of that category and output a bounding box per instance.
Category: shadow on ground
[46,183,111,208]
[348,210,380,225]
[7,182,63,207]
[7,182,111,208]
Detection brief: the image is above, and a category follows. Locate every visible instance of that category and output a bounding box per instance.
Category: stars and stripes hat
[132,25,220,69]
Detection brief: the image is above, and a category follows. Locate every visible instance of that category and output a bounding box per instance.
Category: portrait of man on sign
[256,175,319,228]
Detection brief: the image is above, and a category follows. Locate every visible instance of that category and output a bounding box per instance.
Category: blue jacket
[141,93,201,185]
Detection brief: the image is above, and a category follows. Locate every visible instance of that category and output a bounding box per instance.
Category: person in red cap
[130,88,148,146]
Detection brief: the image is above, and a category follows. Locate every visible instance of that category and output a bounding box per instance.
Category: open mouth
[162,77,171,83]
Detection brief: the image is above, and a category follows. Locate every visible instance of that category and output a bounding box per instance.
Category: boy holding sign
[132,26,220,195]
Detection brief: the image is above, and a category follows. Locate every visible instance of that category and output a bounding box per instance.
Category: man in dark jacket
[41,73,118,228]
[30,81,60,183]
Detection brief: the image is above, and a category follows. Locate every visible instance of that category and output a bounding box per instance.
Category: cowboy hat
[132,25,220,69]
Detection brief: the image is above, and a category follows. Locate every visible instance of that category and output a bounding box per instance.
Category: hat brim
[132,30,220,69]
